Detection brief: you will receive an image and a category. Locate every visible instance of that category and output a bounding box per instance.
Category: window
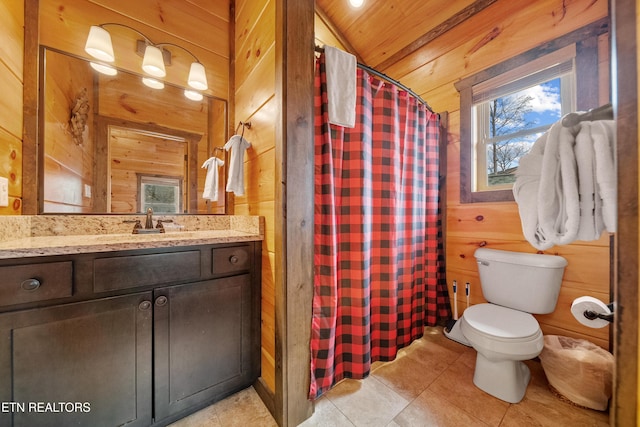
[472,50,576,193]
[455,23,606,203]
[137,175,183,213]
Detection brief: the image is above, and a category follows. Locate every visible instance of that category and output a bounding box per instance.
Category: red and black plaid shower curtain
[310,55,451,399]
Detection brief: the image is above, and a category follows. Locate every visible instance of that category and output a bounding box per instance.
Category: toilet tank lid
[474,248,567,268]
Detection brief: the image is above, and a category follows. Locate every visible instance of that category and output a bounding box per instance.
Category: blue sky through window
[521,78,562,126]
[483,78,563,185]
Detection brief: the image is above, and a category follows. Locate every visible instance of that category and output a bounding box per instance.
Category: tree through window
[474,73,573,191]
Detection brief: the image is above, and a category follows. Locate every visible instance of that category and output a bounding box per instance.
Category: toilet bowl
[460,303,544,403]
[459,248,567,403]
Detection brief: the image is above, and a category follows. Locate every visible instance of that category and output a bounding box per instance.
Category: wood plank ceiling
[315,0,497,97]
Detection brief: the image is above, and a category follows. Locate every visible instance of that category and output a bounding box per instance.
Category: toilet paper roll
[571,296,611,328]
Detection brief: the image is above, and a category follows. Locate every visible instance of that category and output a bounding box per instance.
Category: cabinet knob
[139,300,152,311]
[229,255,239,264]
[21,278,41,291]
[155,296,168,307]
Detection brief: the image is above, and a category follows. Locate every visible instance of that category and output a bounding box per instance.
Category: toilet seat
[460,303,543,360]
[463,303,540,340]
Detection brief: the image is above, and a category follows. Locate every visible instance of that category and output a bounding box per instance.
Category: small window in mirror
[138,175,183,213]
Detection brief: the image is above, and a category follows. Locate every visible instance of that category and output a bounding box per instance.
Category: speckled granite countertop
[0,215,264,259]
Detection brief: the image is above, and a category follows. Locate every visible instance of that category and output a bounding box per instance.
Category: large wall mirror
[39,47,228,214]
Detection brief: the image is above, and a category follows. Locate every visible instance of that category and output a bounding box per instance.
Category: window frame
[455,22,607,203]
[474,69,575,193]
[137,174,184,214]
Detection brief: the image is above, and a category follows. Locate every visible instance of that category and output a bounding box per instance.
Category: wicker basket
[539,335,613,411]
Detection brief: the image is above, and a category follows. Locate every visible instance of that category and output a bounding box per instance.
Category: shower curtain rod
[315,46,435,114]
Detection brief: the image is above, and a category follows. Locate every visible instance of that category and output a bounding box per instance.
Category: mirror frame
[22,0,39,215]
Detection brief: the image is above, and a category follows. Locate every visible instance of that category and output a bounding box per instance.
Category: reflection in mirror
[138,174,183,214]
[105,125,196,213]
[39,47,227,214]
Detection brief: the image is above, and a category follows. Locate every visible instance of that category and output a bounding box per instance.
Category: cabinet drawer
[94,251,201,292]
[0,262,73,306]
[212,246,251,275]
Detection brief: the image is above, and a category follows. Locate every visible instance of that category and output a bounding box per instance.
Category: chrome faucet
[145,208,154,229]
[122,208,172,234]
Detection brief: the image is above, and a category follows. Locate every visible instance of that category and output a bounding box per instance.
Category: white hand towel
[324,45,357,128]
[591,120,616,232]
[224,135,251,196]
[201,157,224,201]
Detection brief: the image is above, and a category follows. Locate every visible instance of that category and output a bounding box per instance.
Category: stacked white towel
[513,117,616,250]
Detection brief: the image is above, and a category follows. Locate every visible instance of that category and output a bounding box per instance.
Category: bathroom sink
[133,228,164,234]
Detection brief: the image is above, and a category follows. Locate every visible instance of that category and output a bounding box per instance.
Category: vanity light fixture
[187,62,208,91]
[141,45,166,78]
[84,23,208,100]
[84,25,115,62]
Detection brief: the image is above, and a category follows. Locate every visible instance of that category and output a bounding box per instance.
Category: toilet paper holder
[583,303,614,323]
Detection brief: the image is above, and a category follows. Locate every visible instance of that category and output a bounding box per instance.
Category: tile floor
[172,326,610,427]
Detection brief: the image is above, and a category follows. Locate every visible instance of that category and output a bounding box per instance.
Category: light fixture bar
[85,23,209,93]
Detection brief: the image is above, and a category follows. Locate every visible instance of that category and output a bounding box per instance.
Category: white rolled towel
[514,131,553,250]
[591,120,616,232]
[537,121,580,246]
[574,123,604,241]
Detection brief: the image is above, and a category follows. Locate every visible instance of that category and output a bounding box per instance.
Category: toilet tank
[474,248,568,314]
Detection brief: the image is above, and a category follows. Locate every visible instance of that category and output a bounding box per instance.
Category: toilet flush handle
[478,260,489,266]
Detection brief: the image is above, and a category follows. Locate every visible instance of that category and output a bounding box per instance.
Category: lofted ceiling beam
[375,0,499,71]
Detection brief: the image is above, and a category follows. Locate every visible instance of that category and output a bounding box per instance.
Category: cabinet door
[0,293,153,427]
[153,274,258,421]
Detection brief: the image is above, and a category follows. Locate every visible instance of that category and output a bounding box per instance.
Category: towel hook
[212,146,225,159]
[235,121,252,138]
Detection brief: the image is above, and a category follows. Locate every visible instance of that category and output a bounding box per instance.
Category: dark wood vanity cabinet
[0,292,154,427]
[0,241,261,427]
[153,274,257,421]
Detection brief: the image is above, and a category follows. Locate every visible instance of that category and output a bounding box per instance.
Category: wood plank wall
[16,0,230,214]
[233,0,278,396]
[42,49,95,213]
[109,129,187,213]
[389,0,611,350]
[0,1,24,214]
[317,0,612,350]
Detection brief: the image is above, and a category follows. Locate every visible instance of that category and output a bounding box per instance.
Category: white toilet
[459,248,567,403]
